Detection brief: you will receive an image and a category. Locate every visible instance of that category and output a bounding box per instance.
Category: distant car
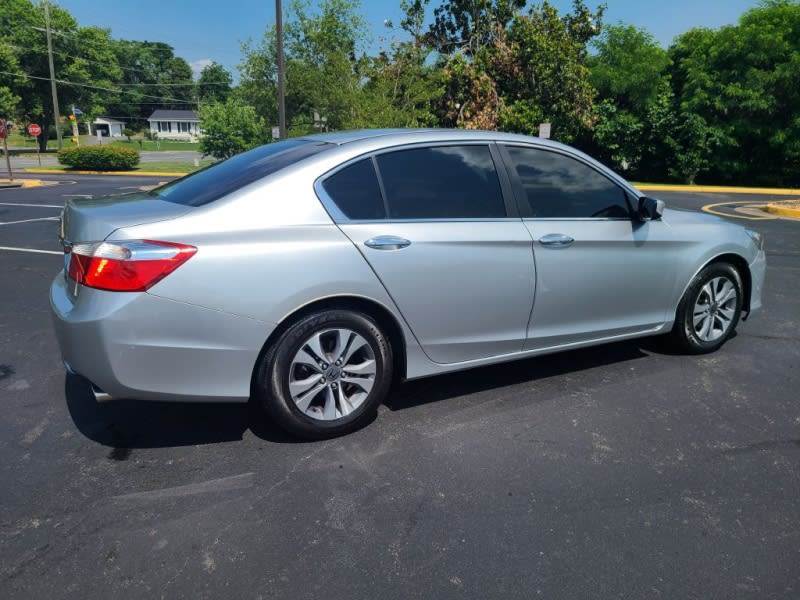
[51,129,766,438]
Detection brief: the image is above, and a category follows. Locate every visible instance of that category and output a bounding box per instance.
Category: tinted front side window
[505,146,630,219]
[376,145,506,219]
[152,140,332,206]
[322,159,386,220]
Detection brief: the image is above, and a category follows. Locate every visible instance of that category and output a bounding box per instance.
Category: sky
[57,0,762,80]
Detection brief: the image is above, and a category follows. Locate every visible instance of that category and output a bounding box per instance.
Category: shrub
[57,145,140,171]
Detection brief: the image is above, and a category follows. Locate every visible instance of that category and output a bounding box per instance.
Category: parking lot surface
[1,176,798,599]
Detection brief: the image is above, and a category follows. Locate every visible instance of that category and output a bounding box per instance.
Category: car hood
[661,206,738,228]
[60,192,193,243]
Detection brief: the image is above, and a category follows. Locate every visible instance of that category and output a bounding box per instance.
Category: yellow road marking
[701,200,777,220]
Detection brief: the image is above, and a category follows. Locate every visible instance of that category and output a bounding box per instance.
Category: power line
[3,42,230,87]
[0,70,197,104]
[2,42,188,79]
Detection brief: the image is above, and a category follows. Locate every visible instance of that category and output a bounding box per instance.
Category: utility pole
[44,3,63,150]
[276,0,287,140]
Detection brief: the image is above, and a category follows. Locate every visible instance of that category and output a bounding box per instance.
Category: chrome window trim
[314,141,520,224]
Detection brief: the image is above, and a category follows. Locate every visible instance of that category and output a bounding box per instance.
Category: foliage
[360,0,445,127]
[57,145,140,170]
[2,0,123,150]
[668,0,800,185]
[427,0,525,55]
[197,98,271,159]
[436,0,603,142]
[0,44,22,118]
[104,40,195,126]
[198,62,233,103]
[581,24,671,176]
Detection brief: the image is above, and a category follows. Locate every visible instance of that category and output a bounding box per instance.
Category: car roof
[300,128,570,151]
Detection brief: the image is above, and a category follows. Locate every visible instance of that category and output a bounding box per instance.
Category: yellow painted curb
[0,178,48,188]
[635,183,800,195]
[23,168,188,177]
[765,202,800,218]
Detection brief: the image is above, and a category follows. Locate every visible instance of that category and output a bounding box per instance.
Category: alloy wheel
[288,328,377,420]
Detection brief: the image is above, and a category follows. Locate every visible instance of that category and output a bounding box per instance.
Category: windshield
[150,139,333,206]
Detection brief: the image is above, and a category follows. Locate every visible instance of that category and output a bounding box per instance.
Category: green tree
[105,40,196,126]
[0,44,22,119]
[2,0,122,150]
[436,0,603,142]
[583,24,672,176]
[669,1,800,185]
[198,98,270,159]
[361,0,444,127]
[238,0,372,135]
[589,24,670,114]
[427,0,526,55]
[198,62,232,103]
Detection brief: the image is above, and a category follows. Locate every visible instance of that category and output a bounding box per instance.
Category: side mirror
[637,196,665,222]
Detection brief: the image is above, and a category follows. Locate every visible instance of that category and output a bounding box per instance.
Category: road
[1,176,798,599]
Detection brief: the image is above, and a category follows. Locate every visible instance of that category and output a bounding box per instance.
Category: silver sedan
[51,129,766,438]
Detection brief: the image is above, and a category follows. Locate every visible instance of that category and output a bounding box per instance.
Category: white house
[147,109,200,141]
[91,117,125,138]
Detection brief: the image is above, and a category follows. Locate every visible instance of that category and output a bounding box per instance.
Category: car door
[499,144,677,350]
[317,143,536,364]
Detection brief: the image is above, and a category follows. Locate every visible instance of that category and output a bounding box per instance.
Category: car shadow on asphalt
[65,336,674,450]
[65,374,301,451]
[386,338,658,412]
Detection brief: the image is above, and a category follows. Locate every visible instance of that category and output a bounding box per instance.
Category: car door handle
[539,233,575,248]
[364,236,412,250]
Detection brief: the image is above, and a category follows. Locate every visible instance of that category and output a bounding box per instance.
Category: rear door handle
[539,233,574,248]
[364,236,411,250]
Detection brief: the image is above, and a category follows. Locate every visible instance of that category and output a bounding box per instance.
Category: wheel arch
[250,295,408,395]
[675,252,753,319]
[708,253,752,314]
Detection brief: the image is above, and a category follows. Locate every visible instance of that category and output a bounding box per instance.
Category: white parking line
[0,202,63,208]
[0,217,60,226]
[0,246,61,255]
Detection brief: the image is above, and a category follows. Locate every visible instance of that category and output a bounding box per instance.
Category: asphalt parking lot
[1,175,798,599]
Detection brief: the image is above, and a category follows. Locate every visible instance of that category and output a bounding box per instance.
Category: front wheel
[672,262,743,354]
[256,309,393,439]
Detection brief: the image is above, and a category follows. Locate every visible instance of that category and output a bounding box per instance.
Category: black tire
[672,262,743,354]
[256,309,393,439]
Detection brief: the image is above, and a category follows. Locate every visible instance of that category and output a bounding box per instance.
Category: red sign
[0,120,6,139]
[28,123,42,137]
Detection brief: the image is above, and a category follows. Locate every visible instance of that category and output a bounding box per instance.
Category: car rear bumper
[50,272,275,402]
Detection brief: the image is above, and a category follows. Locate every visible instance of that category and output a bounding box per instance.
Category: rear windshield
[150,139,332,206]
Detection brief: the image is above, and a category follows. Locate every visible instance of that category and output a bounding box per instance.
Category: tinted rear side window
[151,140,331,206]
[322,159,386,219]
[376,145,506,219]
[504,146,630,218]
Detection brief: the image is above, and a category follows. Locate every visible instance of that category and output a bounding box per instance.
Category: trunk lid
[60,192,193,244]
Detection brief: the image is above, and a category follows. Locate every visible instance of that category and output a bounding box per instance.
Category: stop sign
[28,123,42,137]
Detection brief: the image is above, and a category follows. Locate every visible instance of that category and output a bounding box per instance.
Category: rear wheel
[672,262,743,354]
[257,309,393,439]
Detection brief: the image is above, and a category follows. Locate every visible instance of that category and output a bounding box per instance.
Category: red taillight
[66,240,196,292]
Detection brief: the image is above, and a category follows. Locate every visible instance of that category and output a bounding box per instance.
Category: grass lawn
[28,160,214,174]
[5,132,49,150]
[111,139,201,152]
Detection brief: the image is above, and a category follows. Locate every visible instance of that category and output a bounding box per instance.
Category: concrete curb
[765,202,800,218]
[635,183,800,196]
[0,178,48,189]
[23,168,188,177]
